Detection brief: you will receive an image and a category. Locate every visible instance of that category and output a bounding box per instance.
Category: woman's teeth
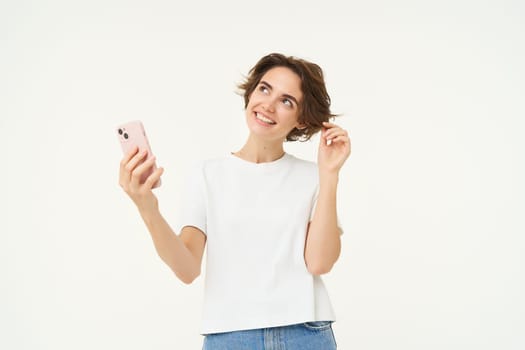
[255,112,276,125]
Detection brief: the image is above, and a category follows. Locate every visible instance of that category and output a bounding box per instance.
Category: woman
[119,53,351,349]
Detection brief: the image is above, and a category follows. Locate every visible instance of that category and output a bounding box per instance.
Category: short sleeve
[309,185,344,235]
[178,162,207,236]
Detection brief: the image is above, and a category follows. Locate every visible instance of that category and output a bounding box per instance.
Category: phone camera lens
[118,128,123,135]
[124,133,129,139]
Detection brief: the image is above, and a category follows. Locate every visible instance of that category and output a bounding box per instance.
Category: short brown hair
[238,53,337,142]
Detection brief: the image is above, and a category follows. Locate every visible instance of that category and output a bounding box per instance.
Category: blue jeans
[202,321,337,350]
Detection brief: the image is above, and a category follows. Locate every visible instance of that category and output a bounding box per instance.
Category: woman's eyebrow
[260,80,299,105]
[260,81,273,90]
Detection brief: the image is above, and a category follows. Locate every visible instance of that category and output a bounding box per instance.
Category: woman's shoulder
[286,153,318,172]
[189,154,236,174]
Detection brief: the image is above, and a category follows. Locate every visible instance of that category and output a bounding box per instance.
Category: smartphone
[116,120,161,188]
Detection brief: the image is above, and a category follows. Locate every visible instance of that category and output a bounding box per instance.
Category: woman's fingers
[119,146,139,188]
[126,149,149,173]
[144,166,164,188]
[120,145,139,167]
[130,156,157,189]
[324,129,345,139]
[331,135,350,144]
[120,149,148,184]
[324,128,348,141]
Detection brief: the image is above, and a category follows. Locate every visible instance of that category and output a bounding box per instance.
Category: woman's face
[245,66,304,142]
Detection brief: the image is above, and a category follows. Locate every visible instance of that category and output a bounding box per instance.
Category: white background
[2,0,524,349]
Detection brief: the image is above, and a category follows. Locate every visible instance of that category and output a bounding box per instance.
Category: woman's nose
[262,97,276,113]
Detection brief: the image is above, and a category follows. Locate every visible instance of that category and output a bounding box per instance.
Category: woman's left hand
[318,121,351,175]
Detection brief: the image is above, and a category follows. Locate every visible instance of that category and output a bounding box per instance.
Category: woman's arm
[140,210,206,284]
[305,121,350,275]
[304,174,341,275]
[119,146,206,284]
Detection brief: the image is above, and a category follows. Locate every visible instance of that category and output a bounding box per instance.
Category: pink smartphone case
[116,120,161,188]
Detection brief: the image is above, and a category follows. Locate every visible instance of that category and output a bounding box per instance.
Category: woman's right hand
[119,146,164,214]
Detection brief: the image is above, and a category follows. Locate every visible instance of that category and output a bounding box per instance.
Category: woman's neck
[232,137,285,164]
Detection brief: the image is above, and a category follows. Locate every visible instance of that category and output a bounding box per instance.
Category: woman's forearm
[304,173,341,275]
[139,209,200,284]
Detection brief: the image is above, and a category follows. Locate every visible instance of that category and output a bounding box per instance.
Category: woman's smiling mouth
[254,112,276,125]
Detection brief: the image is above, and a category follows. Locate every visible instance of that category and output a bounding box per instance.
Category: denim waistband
[202,321,337,350]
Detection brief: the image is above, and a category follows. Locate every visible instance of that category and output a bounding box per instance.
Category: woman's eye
[259,85,269,94]
[283,98,293,107]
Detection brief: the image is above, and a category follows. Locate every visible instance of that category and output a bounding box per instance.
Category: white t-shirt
[177,152,343,335]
